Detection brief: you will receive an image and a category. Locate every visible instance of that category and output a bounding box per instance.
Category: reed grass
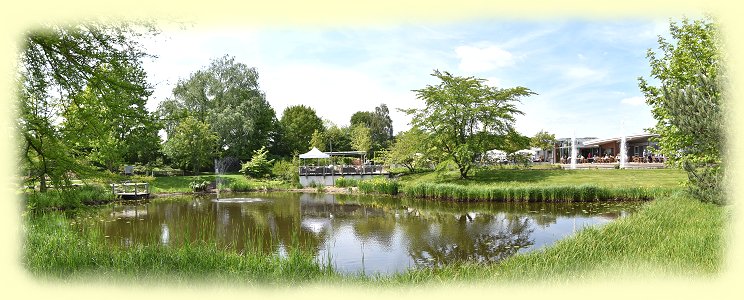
[379,191,726,283]
[23,212,333,283]
[335,177,359,187]
[24,185,114,211]
[357,178,400,195]
[401,183,672,202]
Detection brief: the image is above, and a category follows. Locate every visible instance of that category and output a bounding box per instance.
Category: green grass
[150,174,289,193]
[377,191,727,284]
[401,168,686,189]
[24,185,115,211]
[23,211,333,284]
[401,183,672,202]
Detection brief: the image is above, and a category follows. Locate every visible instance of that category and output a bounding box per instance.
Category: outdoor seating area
[298,165,385,176]
[559,155,666,165]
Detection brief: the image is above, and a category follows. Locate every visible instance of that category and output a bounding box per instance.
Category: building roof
[583,133,658,146]
[299,147,330,159]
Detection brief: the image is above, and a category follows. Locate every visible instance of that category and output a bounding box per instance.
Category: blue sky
[141,18,671,139]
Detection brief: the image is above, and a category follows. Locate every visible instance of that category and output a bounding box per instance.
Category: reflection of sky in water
[92,193,641,275]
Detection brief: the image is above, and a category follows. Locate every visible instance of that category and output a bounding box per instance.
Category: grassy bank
[22,211,333,284]
[380,191,726,284]
[150,174,290,193]
[24,185,115,211]
[401,183,672,202]
[400,168,686,189]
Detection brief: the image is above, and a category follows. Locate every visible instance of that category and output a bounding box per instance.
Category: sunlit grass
[374,191,726,284]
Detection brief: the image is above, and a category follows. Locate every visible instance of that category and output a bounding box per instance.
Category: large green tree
[162,117,218,174]
[18,22,156,190]
[404,70,535,178]
[638,17,725,204]
[530,130,556,162]
[157,55,278,162]
[383,127,432,172]
[278,105,324,156]
[350,104,393,150]
[350,124,372,154]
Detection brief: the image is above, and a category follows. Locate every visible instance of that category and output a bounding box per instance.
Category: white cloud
[260,64,419,133]
[455,45,514,73]
[564,66,605,81]
[620,96,646,106]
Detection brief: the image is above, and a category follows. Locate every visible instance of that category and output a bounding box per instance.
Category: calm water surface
[83,192,642,275]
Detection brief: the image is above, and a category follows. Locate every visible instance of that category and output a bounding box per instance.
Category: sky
[140,18,671,140]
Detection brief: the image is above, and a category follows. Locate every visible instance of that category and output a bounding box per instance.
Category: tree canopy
[278,105,325,156]
[638,17,725,204]
[350,104,393,150]
[157,55,278,162]
[18,22,157,190]
[162,117,218,174]
[530,130,556,162]
[383,127,432,172]
[404,70,535,178]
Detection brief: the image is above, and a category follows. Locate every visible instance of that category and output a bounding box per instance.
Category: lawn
[150,174,290,193]
[399,167,687,189]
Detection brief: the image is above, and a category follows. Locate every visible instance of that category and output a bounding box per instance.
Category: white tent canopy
[299,147,330,159]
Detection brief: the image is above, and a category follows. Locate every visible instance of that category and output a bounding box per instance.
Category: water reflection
[85,193,641,275]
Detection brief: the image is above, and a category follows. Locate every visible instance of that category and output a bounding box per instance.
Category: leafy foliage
[157,55,278,162]
[241,146,275,178]
[638,17,725,204]
[162,117,218,174]
[350,104,393,150]
[530,130,556,162]
[350,124,372,154]
[403,70,535,179]
[18,22,157,191]
[278,105,325,156]
[271,157,299,184]
[383,127,432,172]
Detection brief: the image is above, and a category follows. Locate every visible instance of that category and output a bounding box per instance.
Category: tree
[162,117,218,174]
[383,127,431,172]
[638,17,725,204]
[530,130,556,162]
[350,124,372,154]
[309,129,325,151]
[278,105,324,156]
[18,22,156,190]
[158,55,278,162]
[240,146,275,178]
[404,70,535,179]
[350,104,393,150]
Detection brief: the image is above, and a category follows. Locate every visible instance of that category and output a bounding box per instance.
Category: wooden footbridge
[111,182,150,199]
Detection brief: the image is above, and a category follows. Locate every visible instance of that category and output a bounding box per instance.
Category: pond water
[82,192,642,275]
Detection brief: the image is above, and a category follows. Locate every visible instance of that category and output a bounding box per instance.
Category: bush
[358,177,400,195]
[25,185,114,211]
[240,146,275,179]
[189,180,210,192]
[272,158,299,184]
[226,181,256,192]
[335,177,359,187]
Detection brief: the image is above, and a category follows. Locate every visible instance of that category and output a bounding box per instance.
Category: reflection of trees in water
[399,211,534,267]
[94,193,638,269]
[98,194,324,255]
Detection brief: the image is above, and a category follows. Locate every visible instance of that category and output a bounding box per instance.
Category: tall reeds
[401,183,670,202]
[23,212,332,282]
[357,178,400,195]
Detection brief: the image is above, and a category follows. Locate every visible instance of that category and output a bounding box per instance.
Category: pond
[80,192,642,275]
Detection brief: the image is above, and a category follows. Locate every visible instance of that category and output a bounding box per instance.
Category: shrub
[189,180,210,192]
[358,177,400,195]
[335,177,359,187]
[240,146,275,178]
[272,159,299,184]
[25,185,114,211]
